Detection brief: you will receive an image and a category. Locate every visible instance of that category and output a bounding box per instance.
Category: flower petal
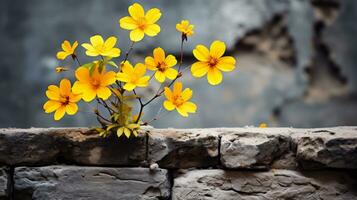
[100,71,117,86]
[134,63,147,77]
[117,73,131,82]
[210,40,226,58]
[145,8,161,24]
[164,55,177,67]
[181,88,193,101]
[97,87,111,100]
[164,87,173,100]
[144,24,161,37]
[65,103,78,115]
[119,16,138,30]
[123,83,136,91]
[207,67,223,85]
[176,106,188,117]
[163,100,175,111]
[129,3,145,20]
[145,56,157,71]
[137,76,150,87]
[217,56,236,72]
[90,35,104,46]
[181,102,197,113]
[54,106,66,120]
[43,100,61,113]
[130,29,145,42]
[164,68,178,80]
[75,67,91,83]
[193,45,210,61]
[56,51,69,60]
[104,36,117,49]
[191,62,209,77]
[124,127,131,138]
[60,79,71,96]
[173,82,182,96]
[153,47,165,62]
[154,71,165,83]
[101,48,121,58]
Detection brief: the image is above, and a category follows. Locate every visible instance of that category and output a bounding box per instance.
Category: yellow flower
[259,123,268,128]
[176,20,194,36]
[43,79,81,120]
[72,65,117,102]
[145,47,178,83]
[117,123,140,138]
[117,61,150,91]
[191,40,236,85]
[55,67,68,73]
[163,82,197,117]
[56,40,78,60]
[81,35,121,58]
[119,3,161,42]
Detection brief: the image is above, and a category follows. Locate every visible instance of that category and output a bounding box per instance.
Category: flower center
[208,57,218,67]
[60,96,70,105]
[92,79,101,89]
[157,62,167,72]
[137,17,147,30]
[94,44,106,53]
[173,95,185,107]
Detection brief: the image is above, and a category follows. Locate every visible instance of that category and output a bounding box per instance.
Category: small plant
[43,3,237,138]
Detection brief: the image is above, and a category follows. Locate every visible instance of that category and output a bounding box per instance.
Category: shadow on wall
[0,0,357,128]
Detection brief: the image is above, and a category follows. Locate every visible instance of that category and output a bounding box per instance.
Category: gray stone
[0,128,147,166]
[172,169,357,200]
[0,167,8,200]
[14,166,170,200]
[219,128,292,169]
[147,128,219,168]
[292,127,357,169]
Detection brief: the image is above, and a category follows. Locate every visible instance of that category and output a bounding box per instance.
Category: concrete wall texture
[1,0,357,128]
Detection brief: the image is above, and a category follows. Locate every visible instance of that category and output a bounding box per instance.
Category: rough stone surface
[0,128,147,166]
[172,169,357,200]
[147,128,219,168]
[14,166,170,200]
[292,127,357,169]
[0,167,8,200]
[219,128,293,169]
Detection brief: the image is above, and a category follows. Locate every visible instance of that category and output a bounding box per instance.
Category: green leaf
[82,62,95,69]
[108,61,119,68]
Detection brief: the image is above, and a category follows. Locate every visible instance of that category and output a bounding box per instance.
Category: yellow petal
[124,127,131,138]
[43,100,61,113]
[56,51,69,60]
[154,71,165,83]
[173,82,182,95]
[145,56,157,71]
[122,61,135,74]
[181,88,193,101]
[81,43,95,51]
[97,87,111,100]
[217,56,236,72]
[123,83,136,91]
[90,35,104,46]
[210,40,226,58]
[153,47,165,62]
[128,3,145,20]
[145,8,161,24]
[81,87,97,102]
[117,127,124,137]
[54,106,66,120]
[100,71,117,86]
[130,29,145,42]
[193,45,210,62]
[102,48,120,58]
[191,62,209,77]
[69,93,82,102]
[60,79,71,96]
[164,87,173,100]
[164,68,178,80]
[48,85,60,93]
[117,73,131,82]
[207,67,223,85]
[176,106,188,117]
[164,55,177,67]
[136,76,150,87]
[144,24,160,37]
[134,63,147,77]
[163,100,175,111]
[75,67,91,83]
[119,16,138,30]
[62,40,72,52]
[72,41,79,50]
[104,36,117,48]
[181,102,197,113]
[65,103,78,115]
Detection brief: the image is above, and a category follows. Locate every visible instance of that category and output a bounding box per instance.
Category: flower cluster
[44,2,237,138]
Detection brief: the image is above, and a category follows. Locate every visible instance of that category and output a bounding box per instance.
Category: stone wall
[0,127,356,199]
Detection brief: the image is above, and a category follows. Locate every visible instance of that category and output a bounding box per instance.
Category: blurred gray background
[1,0,357,128]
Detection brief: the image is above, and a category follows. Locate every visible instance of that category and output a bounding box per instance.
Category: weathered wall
[1,0,357,128]
[0,127,356,199]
